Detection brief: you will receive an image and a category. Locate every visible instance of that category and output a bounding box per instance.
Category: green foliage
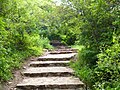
[71,45,84,51]
[0,17,11,80]
[71,35,120,89]
[0,1,119,90]
[42,5,80,45]
[93,35,120,89]
[0,0,53,81]
[0,30,51,81]
[79,48,98,67]
[68,0,120,89]
[70,60,92,86]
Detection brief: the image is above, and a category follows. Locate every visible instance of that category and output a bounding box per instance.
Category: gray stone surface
[49,51,73,54]
[23,67,74,77]
[50,49,78,52]
[16,49,84,90]
[38,53,77,61]
[17,77,84,89]
[30,61,70,67]
[24,67,73,73]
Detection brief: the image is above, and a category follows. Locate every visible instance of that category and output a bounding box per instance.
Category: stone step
[49,51,74,54]
[50,49,78,52]
[30,61,70,67]
[38,53,77,61]
[23,67,74,77]
[17,77,84,90]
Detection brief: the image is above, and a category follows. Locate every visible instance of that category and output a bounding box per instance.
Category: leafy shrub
[0,0,55,81]
[0,32,52,81]
[78,48,98,67]
[70,60,93,86]
[69,0,119,89]
[0,18,12,80]
[71,36,120,89]
[0,19,52,81]
[93,35,120,90]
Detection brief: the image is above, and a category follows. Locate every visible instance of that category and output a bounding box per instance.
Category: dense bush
[0,0,53,81]
[71,36,120,89]
[93,35,120,89]
[0,28,51,81]
[68,0,120,89]
[70,60,93,88]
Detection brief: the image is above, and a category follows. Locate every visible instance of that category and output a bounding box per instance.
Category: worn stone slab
[17,77,84,89]
[17,89,83,90]
[49,51,74,54]
[23,67,74,77]
[51,49,78,52]
[38,53,77,61]
[30,61,70,67]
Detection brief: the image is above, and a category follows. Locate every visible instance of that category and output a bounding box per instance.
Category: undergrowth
[0,21,53,81]
[70,35,120,90]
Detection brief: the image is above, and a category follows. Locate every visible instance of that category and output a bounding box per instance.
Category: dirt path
[3,48,85,90]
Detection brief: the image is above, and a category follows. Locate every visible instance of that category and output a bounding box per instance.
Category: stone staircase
[16,49,84,90]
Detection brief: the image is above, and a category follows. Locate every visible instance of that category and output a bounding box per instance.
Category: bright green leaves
[0,0,53,81]
[94,38,120,89]
[67,0,120,89]
[0,17,12,81]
